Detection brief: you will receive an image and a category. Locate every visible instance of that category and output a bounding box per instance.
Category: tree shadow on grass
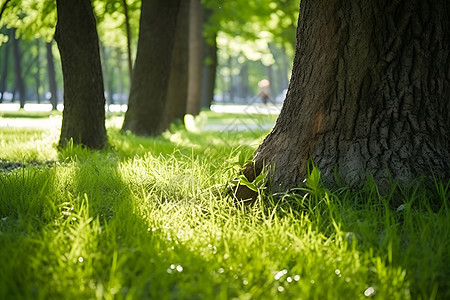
[0,148,245,299]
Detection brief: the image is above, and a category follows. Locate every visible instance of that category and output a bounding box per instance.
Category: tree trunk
[35,39,41,103]
[115,49,123,104]
[161,0,189,131]
[122,0,133,82]
[227,56,234,103]
[200,9,217,109]
[12,29,25,108]
[240,0,450,198]
[0,30,10,103]
[100,43,113,108]
[200,35,217,108]
[55,0,107,149]
[186,0,203,115]
[238,60,249,100]
[121,0,180,136]
[46,41,58,110]
[279,45,290,92]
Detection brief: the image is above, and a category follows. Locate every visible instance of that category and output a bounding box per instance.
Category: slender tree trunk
[266,65,274,101]
[238,60,249,100]
[100,43,113,108]
[227,56,234,103]
[46,41,58,110]
[122,0,133,82]
[199,9,217,109]
[122,0,180,136]
[116,49,123,104]
[55,0,107,149]
[12,29,25,108]
[161,0,189,131]
[186,0,203,115]
[35,39,41,103]
[200,33,217,108]
[279,45,290,91]
[0,31,10,103]
[239,0,450,199]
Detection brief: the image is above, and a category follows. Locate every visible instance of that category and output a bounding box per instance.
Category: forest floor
[0,111,448,299]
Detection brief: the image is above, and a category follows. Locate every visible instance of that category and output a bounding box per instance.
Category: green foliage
[0,113,448,299]
[0,0,56,43]
[93,0,141,50]
[203,0,299,63]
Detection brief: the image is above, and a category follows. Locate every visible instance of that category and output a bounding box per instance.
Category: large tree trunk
[46,41,58,110]
[55,0,107,149]
[122,0,180,136]
[185,0,203,115]
[12,29,26,108]
[240,0,450,198]
[161,0,189,131]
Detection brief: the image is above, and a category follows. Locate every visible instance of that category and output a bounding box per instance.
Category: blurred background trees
[0,0,299,137]
[0,0,298,106]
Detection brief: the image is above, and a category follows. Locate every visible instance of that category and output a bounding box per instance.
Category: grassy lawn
[0,112,448,299]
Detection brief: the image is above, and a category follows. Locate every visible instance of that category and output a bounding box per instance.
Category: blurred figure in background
[258,79,271,104]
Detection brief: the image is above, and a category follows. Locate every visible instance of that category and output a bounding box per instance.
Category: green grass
[0,113,448,299]
[0,109,62,119]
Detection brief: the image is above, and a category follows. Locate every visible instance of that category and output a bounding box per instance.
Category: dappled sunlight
[0,113,448,299]
[0,115,62,129]
[0,127,59,162]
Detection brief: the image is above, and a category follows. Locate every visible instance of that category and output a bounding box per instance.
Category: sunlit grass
[0,113,448,299]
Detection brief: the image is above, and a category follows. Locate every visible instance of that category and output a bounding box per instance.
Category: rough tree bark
[122,0,180,136]
[55,0,107,149]
[239,0,450,199]
[46,41,58,110]
[161,0,189,132]
[186,0,203,115]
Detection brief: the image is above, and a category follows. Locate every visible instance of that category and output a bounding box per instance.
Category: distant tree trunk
[46,41,58,110]
[266,65,274,101]
[100,43,113,108]
[122,0,180,136]
[161,0,189,131]
[55,0,107,149]
[35,39,41,103]
[200,9,217,109]
[238,0,450,199]
[238,60,249,100]
[268,43,290,96]
[227,56,234,103]
[115,49,123,103]
[200,35,217,108]
[0,31,10,103]
[279,45,290,90]
[186,0,203,115]
[12,29,25,108]
[122,0,133,82]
